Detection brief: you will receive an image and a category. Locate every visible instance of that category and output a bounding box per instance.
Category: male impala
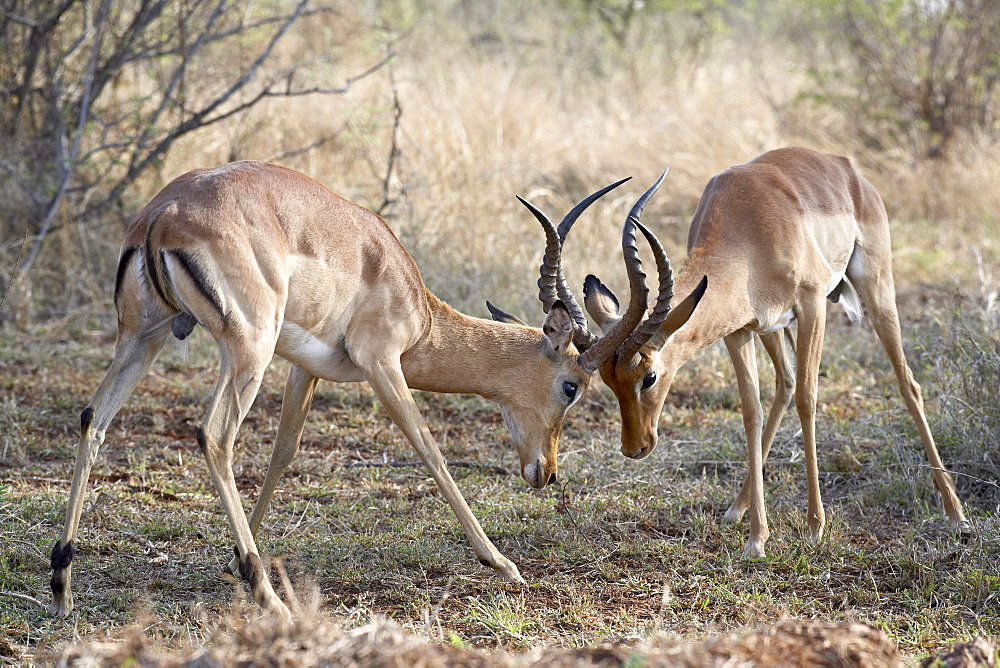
[48,162,647,620]
[584,147,969,557]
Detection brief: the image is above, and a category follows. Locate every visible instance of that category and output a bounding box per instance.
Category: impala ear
[649,275,708,350]
[486,301,527,325]
[583,274,621,334]
[541,300,574,353]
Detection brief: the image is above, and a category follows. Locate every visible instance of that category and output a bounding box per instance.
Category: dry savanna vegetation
[1,0,999,665]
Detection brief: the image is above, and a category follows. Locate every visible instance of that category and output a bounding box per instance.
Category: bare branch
[0,6,38,27]
[89,40,393,214]
[376,65,402,217]
[17,0,111,283]
[0,232,29,314]
[268,132,343,163]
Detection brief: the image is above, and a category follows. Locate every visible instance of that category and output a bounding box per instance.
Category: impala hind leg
[723,329,769,558]
[794,295,828,543]
[50,326,170,617]
[848,265,969,533]
[225,365,319,576]
[199,335,291,620]
[361,357,524,583]
[724,329,796,526]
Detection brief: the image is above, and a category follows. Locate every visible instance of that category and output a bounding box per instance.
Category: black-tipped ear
[582,274,621,335]
[486,301,527,325]
[583,274,619,309]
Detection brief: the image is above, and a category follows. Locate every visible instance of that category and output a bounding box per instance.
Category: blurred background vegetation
[2,0,998,328]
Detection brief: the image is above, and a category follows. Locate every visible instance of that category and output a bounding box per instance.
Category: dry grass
[8,1,992,323]
[54,610,922,667]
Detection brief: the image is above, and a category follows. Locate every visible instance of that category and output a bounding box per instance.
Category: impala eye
[641,371,657,390]
[562,381,578,401]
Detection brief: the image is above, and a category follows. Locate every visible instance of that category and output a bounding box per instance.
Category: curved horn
[576,215,650,373]
[628,168,668,223]
[576,170,671,373]
[520,177,631,338]
[619,217,674,361]
[556,176,632,243]
[517,195,563,312]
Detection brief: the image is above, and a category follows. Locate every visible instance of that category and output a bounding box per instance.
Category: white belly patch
[275,323,364,382]
[753,308,797,334]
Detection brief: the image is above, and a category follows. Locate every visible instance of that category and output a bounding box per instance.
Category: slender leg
[361,357,524,582]
[725,329,797,524]
[794,295,828,543]
[50,326,169,617]
[849,263,969,532]
[723,329,769,558]
[225,365,319,576]
[198,333,291,621]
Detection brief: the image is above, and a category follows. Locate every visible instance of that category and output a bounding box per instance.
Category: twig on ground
[345,460,509,475]
[0,590,46,610]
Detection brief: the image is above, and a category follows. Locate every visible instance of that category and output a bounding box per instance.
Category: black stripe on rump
[144,220,171,307]
[113,246,139,307]
[163,248,227,324]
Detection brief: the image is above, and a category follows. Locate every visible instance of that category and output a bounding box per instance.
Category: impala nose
[522,459,553,489]
[622,434,657,459]
[622,425,657,459]
[627,444,654,459]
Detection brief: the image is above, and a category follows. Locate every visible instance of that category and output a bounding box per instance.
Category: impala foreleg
[723,330,769,558]
[363,359,524,583]
[725,329,796,525]
[225,365,319,576]
[50,328,168,617]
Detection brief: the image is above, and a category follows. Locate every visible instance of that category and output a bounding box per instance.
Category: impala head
[487,177,665,488]
[489,299,589,488]
[582,171,709,459]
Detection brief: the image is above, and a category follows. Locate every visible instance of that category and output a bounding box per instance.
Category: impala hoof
[722,505,746,525]
[482,555,524,583]
[268,600,293,625]
[956,520,974,544]
[741,542,766,560]
[49,600,72,618]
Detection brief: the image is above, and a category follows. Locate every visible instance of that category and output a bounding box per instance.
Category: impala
[583,147,969,557]
[48,162,649,620]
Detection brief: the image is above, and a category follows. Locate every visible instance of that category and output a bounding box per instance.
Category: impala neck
[400,292,545,401]
[657,257,754,372]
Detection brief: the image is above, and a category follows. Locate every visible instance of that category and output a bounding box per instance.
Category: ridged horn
[520,177,631,345]
[576,170,670,373]
[619,216,674,362]
[576,215,649,373]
